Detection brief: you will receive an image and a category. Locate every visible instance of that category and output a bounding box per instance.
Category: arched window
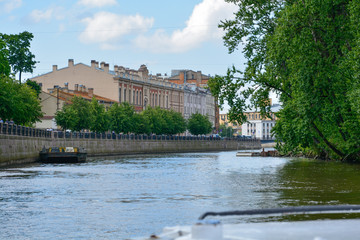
[155,94,158,106]
[124,88,127,102]
[140,91,142,105]
[133,90,135,104]
[136,91,138,105]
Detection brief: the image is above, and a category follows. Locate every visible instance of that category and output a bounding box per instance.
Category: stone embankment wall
[0,134,260,167]
[0,123,261,167]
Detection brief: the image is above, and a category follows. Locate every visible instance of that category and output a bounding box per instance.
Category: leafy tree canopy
[89,97,109,133]
[0,39,10,77]
[219,124,234,138]
[55,96,92,131]
[0,31,36,83]
[25,79,41,97]
[210,0,360,161]
[108,102,135,134]
[0,76,42,125]
[187,113,212,135]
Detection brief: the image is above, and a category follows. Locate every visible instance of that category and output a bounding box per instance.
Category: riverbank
[0,134,261,167]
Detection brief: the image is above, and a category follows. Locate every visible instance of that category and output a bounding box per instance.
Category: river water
[1,151,360,239]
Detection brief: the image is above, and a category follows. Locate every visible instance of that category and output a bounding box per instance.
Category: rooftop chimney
[104,63,109,73]
[100,61,105,69]
[68,59,74,67]
[91,60,97,68]
[53,65,57,72]
[88,88,94,98]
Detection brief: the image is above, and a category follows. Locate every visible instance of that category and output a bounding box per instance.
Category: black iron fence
[0,122,257,142]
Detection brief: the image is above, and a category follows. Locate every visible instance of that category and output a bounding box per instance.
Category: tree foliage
[0,76,42,125]
[55,99,188,135]
[142,107,187,135]
[89,98,109,133]
[0,39,10,77]
[219,124,234,138]
[55,96,92,131]
[0,31,36,82]
[25,79,41,97]
[211,0,360,161]
[108,102,135,134]
[187,113,212,135]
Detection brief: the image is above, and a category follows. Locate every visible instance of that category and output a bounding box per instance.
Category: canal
[1,151,360,239]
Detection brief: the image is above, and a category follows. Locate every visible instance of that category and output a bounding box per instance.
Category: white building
[242,104,281,140]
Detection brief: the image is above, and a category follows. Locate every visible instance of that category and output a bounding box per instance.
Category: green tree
[89,98,109,133]
[219,124,233,138]
[55,104,78,131]
[187,113,212,135]
[0,76,42,125]
[211,0,360,161]
[108,102,135,133]
[0,31,37,83]
[0,39,10,76]
[168,109,187,135]
[25,79,41,97]
[132,112,151,135]
[55,96,92,131]
[142,107,167,135]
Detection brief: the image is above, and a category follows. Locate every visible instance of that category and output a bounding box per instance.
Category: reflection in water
[1,152,360,239]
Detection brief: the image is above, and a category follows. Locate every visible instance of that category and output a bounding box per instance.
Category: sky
[0,0,247,81]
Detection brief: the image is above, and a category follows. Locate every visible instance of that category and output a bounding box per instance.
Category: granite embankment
[0,129,260,167]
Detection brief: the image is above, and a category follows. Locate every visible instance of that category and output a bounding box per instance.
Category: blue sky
[0,0,246,81]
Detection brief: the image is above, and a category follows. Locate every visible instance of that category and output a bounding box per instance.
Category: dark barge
[39,147,87,163]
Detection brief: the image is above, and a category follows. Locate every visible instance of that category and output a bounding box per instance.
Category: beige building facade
[31,59,184,114]
[31,59,220,131]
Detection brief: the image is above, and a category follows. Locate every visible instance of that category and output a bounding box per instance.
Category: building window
[119,87,122,103]
[155,94,158,106]
[136,91,138,105]
[166,96,168,108]
[124,88,127,102]
[133,90,135,104]
[140,91,142,105]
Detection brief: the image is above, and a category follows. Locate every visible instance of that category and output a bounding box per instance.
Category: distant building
[31,59,217,128]
[168,70,210,88]
[219,114,242,136]
[242,104,281,140]
[31,59,184,114]
[219,103,281,140]
[168,69,217,129]
[36,84,116,129]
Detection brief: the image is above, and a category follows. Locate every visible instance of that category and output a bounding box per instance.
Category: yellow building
[219,113,242,136]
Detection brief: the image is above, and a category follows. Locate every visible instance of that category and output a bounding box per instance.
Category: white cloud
[78,0,117,8]
[28,7,65,23]
[79,12,154,49]
[29,9,53,23]
[135,0,237,53]
[0,0,22,13]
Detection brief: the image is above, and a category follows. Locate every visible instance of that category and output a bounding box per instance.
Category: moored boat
[39,147,87,163]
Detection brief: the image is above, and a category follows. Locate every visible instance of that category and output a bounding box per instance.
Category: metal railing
[0,122,258,142]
